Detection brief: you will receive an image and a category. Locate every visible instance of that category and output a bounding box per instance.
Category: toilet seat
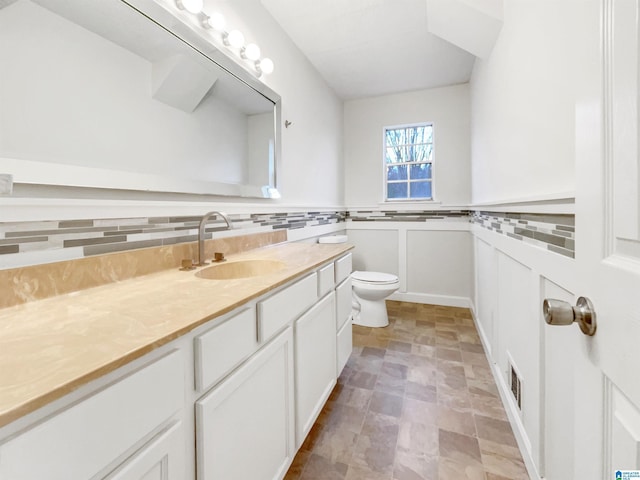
[351,271,398,285]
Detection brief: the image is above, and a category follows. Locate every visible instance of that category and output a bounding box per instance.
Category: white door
[547,0,640,477]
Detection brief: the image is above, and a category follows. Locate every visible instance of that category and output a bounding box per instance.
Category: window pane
[387,165,408,181]
[385,128,406,147]
[387,182,408,199]
[424,126,433,143]
[409,181,432,199]
[412,144,433,162]
[385,146,407,163]
[410,163,432,180]
[406,126,424,144]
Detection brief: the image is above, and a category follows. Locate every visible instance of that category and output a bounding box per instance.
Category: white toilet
[318,235,399,328]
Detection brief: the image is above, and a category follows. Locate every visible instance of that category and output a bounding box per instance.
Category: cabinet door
[295,293,337,447]
[196,327,295,480]
[105,422,185,480]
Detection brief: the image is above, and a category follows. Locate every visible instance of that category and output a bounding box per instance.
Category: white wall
[347,221,473,308]
[468,1,597,478]
[470,0,592,204]
[202,0,345,208]
[344,84,470,207]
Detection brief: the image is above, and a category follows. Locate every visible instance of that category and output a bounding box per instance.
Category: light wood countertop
[0,242,353,429]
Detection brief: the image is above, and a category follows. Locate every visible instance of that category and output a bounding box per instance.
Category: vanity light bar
[173,0,274,77]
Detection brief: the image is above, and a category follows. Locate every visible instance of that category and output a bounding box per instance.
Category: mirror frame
[2,0,282,199]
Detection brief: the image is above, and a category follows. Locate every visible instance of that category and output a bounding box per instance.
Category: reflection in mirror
[0,0,280,198]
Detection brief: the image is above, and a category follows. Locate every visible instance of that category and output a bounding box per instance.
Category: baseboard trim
[472,313,542,480]
[388,292,471,308]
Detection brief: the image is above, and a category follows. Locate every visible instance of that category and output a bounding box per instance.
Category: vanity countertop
[0,242,353,429]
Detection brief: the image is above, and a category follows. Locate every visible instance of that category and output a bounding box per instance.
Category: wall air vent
[509,360,522,410]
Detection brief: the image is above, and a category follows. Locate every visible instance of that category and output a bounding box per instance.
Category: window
[384,123,433,201]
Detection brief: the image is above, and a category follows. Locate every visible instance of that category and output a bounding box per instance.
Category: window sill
[379,199,441,206]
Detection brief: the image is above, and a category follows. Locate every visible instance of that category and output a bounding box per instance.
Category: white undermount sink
[195,260,287,280]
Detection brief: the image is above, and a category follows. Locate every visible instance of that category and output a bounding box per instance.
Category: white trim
[0,198,347,222]
[389,291,471,308]
[473,310,542,480]
[470,192,575,212]
[346,221,469,231]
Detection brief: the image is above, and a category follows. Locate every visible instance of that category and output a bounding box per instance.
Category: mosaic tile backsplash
[0,208,576,269]
[0,211,345,268]
[348,210,469,221]
[471,211,575,258]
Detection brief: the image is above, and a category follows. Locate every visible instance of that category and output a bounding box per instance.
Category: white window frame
[382,122,435,202]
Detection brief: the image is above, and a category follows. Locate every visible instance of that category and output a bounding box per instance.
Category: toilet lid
[351,271,398,284]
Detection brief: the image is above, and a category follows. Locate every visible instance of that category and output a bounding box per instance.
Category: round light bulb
[227,30,245,48]
[205,12,226,31]
[180,0,203,14]
[244,43,261,61]
[259,57,274,75]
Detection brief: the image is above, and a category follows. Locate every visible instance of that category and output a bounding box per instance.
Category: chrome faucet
[197,211,233,266]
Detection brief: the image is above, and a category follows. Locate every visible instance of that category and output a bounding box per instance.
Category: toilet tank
[317,235,348,244]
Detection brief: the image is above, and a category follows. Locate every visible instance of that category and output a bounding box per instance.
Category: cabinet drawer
[0,351,184,480]
[258,273,318,342]
[336,317,353,377]
[317,262,335,297]
[334,253,352,284]
[195,307,258,392]
[335,277,352,331]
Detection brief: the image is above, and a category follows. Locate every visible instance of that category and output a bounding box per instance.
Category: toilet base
[352,297,389,328]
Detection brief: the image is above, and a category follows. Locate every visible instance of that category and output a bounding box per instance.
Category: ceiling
[260,0,478,100]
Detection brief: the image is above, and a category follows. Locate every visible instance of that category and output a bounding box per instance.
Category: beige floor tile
[438,430,483,467]
[397,419,439,456]
[344,465,392,480]
[369,391,404,418]
[437,404,477,436]
[299,453,348,480]
[481,451,529,479]
[402,397,438,426]
[331,385,373,410]
[392,451,437,480]
[404,381,437,403]
[478,438,524,460]
[285,301,530,480]
[309,427,359,465]
[347,370,378,390]
[475,415,518,447]
[470,394,508,420]
[439,457,486,480]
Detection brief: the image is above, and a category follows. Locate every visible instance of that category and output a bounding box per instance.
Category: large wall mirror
[0,0,281,198]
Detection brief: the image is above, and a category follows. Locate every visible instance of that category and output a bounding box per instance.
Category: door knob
[543,297,597,336]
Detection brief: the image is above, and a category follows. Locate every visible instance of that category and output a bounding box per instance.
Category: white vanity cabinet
[294,292,337,446]
[0,351,186,480]
[0,250,354,480]
[195,327,295,480]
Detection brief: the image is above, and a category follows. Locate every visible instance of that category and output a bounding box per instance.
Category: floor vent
[509,362,522,410]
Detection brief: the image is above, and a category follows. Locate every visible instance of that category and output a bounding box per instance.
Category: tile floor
[284,301,530,480]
